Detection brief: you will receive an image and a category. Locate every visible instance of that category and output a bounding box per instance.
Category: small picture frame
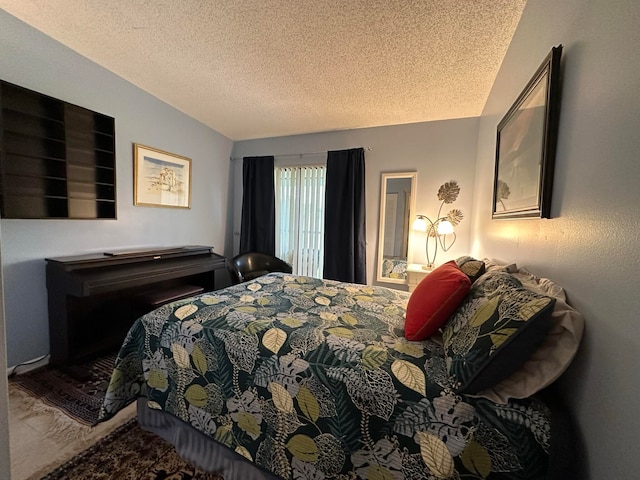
[492,45,563,219]
[134,143,191,208]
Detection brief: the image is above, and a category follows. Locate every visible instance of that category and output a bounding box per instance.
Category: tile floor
[8,384,136,479]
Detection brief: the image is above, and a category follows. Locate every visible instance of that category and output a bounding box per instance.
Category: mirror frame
[376,172,417,284]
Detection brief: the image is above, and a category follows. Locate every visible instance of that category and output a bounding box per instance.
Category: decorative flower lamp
[412,180,463,269]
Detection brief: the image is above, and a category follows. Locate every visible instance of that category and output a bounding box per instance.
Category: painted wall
[471,1,640,478]
[232,118,479,286]
[0,10,234,367]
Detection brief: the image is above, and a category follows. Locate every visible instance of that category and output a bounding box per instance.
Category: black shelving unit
[0,80,116,219]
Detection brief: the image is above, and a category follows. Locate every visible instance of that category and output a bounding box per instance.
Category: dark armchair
[229,252,293,284]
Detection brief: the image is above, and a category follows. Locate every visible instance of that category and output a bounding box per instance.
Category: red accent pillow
[405,261,471,340]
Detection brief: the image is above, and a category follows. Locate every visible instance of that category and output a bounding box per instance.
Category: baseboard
[6,354,50,377]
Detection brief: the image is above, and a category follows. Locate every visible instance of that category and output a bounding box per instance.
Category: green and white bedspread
[100,273,551,479]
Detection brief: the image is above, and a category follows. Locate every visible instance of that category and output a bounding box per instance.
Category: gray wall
[232,118,480,285]
[471,1,640,478]
[0,10,234,367]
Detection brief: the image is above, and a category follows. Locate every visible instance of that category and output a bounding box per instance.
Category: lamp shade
[437,220,454,235]
[412,217,428,232]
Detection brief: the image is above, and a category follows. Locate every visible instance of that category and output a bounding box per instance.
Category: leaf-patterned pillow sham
[455,255,486,283]
[443,271,556,394]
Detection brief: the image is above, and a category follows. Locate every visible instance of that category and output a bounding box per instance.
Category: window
[275,165,325,278]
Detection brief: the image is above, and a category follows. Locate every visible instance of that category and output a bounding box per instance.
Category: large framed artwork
[492,45,563,219]
[134,143,192,208]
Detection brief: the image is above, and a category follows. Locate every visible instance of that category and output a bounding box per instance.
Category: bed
[99,259,583,479]
[381,256,408,280]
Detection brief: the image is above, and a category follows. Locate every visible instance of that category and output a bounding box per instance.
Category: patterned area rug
[10,353,117,425]
[40,418,223,480]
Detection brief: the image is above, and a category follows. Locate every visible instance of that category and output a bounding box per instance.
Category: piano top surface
[46,245,216,268]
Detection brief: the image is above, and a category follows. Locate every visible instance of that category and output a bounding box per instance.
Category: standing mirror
[377,172,417,284]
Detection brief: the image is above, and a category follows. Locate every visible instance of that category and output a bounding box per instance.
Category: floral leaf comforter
[100,273,551,479]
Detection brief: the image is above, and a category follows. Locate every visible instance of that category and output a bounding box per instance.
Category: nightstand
[406,264,433,292]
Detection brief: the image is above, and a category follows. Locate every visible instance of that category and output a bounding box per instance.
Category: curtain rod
[230,146,372,161]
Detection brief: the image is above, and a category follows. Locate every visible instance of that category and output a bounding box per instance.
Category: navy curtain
[239,156,275,255]
[323,148,366,284]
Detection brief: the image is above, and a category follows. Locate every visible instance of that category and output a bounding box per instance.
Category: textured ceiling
[0,1,527,141]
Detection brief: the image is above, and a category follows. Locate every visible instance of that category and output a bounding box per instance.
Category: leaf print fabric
[100,273,553,479]
[443,271,556,394]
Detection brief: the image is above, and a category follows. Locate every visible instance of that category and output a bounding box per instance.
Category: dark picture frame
[492,45,563,219]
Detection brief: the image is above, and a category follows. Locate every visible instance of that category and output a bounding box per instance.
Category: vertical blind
[275,165,326,278]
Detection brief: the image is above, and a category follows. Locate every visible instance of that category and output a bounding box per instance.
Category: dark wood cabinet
[45,246,231,369]
[0,80,116,219]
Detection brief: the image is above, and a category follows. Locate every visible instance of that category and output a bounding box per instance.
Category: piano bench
[138,284,204,308]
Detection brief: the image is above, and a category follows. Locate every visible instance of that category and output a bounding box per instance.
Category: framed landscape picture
[134,143,191,208]
[492,45,563,219]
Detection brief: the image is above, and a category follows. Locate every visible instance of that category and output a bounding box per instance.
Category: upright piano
[46,245,230,370]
